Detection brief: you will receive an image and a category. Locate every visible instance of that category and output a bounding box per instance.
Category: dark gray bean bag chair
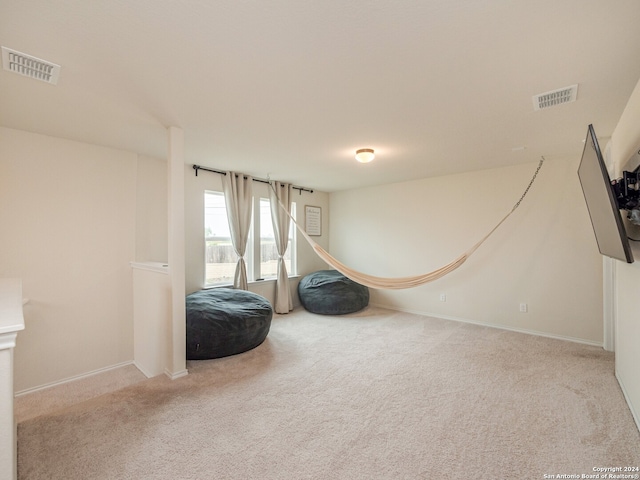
[298,270,369,315]
[186,288,273,360]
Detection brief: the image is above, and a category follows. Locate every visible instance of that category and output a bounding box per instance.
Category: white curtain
[222,172,253,290]
[270,182,293,313]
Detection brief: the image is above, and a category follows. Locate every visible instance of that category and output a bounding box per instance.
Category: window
[204,191,295,286]
[259,198,296,279]
[204,192,240,285]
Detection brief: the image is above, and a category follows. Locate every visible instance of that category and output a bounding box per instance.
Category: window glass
[204,191,238,285]
[260,199,296,278]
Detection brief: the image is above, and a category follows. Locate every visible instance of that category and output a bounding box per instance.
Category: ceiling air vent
[533,84,578,111]
[1,46,60,85]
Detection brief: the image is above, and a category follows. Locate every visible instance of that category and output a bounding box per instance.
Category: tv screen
[578,124,633,263]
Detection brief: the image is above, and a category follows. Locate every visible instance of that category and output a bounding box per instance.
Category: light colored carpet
[17,307,640,479]
[15,363,147,424]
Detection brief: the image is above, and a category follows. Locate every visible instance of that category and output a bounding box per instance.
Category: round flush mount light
[355,148,375,163]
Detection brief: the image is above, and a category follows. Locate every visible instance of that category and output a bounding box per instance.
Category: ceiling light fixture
[355,148,375,163]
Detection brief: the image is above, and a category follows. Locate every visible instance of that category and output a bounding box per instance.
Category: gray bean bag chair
[298,270,369,315]
[186,288,273,360]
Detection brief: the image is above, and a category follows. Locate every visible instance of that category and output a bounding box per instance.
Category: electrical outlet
[440,294,446,302]
[519,303,528,313]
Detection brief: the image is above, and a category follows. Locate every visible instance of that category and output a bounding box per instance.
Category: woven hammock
[274,159,544,290]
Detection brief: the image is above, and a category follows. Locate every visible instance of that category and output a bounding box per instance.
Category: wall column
[167,127,187,379]
[602,257,616,352]
[0,278,25,480]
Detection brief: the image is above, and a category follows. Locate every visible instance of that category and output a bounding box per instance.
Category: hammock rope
[272,158,545,290]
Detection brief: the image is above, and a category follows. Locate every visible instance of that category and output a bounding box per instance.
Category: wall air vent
[533,84,578,111]
[1,46,60,85]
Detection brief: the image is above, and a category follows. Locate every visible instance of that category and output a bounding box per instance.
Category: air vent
[1,47,60,85]
[533,84,578,111]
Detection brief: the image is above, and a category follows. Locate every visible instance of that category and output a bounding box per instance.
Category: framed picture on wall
[305,205,322,236]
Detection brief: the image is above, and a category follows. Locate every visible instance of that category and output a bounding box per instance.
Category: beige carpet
[15,363,147,424]
[17,307,640,479]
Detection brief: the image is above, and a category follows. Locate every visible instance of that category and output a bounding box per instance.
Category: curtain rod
[192,165,314,194]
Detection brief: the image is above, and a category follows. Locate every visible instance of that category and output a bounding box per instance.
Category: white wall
[610,77,640,430]
[135,155,168,263]
[185,167,330,305]
[330,158,604,344]
[0,127,137,392]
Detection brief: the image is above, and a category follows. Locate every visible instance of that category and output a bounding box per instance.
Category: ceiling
[2,0,640,192]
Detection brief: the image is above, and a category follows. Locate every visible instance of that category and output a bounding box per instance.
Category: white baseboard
[615,371,640,434]
[370,302,604,348]
[15,361,136,397]
[15,361,189,397]
[164,368,188,380]
[134,361,158,379]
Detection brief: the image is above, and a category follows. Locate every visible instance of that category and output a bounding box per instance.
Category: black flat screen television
[578,124,634,263]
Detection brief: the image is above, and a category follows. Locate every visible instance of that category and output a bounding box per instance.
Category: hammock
[273,159,544,290]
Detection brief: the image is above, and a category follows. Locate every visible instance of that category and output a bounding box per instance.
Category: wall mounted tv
[578,124,634,263]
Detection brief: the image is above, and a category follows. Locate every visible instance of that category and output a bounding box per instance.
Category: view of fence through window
[259,198,295,279]
[204,192,237,285]
[204,191,295,285]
